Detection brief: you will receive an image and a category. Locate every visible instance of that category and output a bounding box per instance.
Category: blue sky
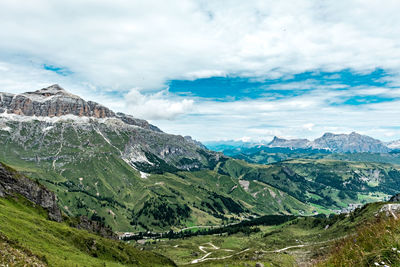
[168,69,391,101]
[1,1,400,142]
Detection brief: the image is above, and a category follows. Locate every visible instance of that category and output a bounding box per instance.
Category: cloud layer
[2,0,400,90]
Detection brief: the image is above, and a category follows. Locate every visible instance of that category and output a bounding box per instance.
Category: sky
[1,0,400,142]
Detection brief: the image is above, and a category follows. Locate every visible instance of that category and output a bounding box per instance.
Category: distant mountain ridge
[268,132,390,153]
[207,132,397,154]
[312,132,390,153]
[268,136,311,149]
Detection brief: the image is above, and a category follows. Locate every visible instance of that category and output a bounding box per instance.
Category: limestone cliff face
[312,132,390,153]
[0,84,115,118]
[0,162,62,222]
[267,132,390,153]
[0,84,165,133]
[0,84,167,132]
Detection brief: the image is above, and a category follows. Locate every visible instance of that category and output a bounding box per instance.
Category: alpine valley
[3,85,400,266]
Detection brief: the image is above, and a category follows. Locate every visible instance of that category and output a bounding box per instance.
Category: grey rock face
[0,84,162,132]
[184,136,207,149]
[0,162,62,222]
[72,216,117,240]
[0,84,115,118]
[389,193,400,202]
[312,132,389,153]
[267,132,390,153]
[116,112,162,132]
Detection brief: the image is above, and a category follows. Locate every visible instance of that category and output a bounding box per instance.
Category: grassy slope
[0,195,175,267]
[219,158,400,212]
[2,120,399,233]
[319,214,400,266]
[0,120,316,232]
[145,202,386,266]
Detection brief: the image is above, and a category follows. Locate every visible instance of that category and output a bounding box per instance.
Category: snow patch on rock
[140,171,149,179]
[42,126,54,132]
[239,180,250,191]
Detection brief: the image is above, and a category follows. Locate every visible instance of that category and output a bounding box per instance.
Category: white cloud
[234,136,253,143]
[1,0,400,91]
[184,70,226,80]
[124,88,193,120]
[302,123,315,131]
[154,92,400,142]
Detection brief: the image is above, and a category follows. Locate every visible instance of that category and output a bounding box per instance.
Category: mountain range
[1,84,400,234]
[269,132,391,153]
[207,132,400,154]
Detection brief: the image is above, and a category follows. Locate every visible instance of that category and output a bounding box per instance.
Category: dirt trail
[189,234,347,264]
[261,236,346,254]
[191,243,220,264]
[190,243,249,264]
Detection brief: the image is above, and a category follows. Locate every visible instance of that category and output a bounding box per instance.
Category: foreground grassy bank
[320,215,400,266]
[0,195,176,266]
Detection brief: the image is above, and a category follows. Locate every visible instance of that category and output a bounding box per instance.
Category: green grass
[319,215,400,266]
[0,195,175,267]
[144,202,388,266]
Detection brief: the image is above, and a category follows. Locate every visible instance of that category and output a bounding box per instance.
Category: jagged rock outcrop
[0,162,62,222]
[72,216,117,240]
[379,203,400,218]
[0,84,115,118]
[184,136,207,149]
[312,132,389,153]
[116,112,162,132]
[389,193,400,202]
[0,84,163,132]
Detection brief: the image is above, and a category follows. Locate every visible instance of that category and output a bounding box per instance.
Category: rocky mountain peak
[0,84,166,132]
[321,132,334,138]
[27,84,79,99]
[312,132,389,153]
[271,136,285,142]
[0,84,114,118]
